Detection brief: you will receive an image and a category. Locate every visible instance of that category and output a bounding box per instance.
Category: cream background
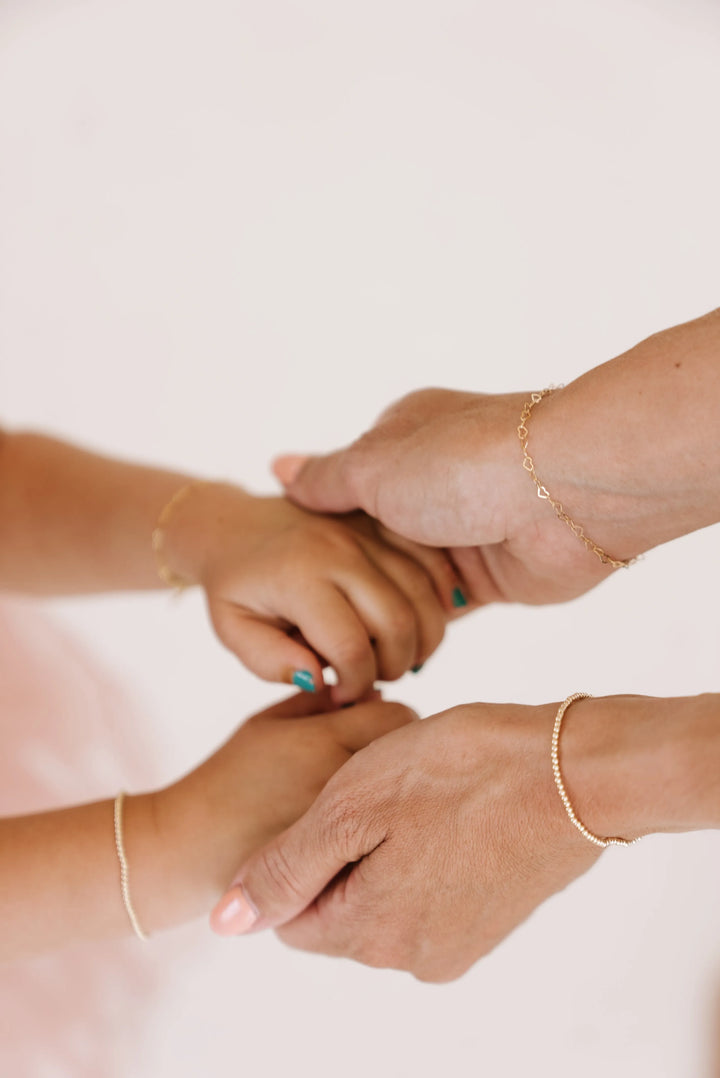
[1,1,720,1075]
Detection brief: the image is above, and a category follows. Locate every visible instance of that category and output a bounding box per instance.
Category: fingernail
[274,454,309,486]
[292,669,316,693]
[410,663,424,674]
[212,888,259,935]
[451,586,468,608]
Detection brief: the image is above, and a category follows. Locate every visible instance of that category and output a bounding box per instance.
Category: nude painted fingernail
[273,454,309,486]
[212,888,258,935]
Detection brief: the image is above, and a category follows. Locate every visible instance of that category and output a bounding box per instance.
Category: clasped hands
[174,343,718,982]
[172,387,648,981]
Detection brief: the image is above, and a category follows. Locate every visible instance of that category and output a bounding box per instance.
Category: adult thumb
[210,784,384,936]
[272,448,364,514]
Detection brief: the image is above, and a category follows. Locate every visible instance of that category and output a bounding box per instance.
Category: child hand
[147,690,416,929]
[164,484,468,703]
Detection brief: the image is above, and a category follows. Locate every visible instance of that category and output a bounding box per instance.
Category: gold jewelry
[518,389,634,570]
[151,481,201,590]
[551,693,640,849]
[114,791,149,940]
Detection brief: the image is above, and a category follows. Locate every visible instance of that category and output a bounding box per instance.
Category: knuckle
[343,440,381,512]
[317,521,362,559]
[352,924,424,975]
[411,951,468,984]
[354,939,392,970]
[413,965,454,984]
[208,598,232,637]
[274,922,312,953]
[375,387,431,424]
[255,843,306,906]
[284,520,360,572]
[210,606,251,659]
[384,605,416,642]
[417,604,445,653]
[436,703,481,739]
[341,912,400,969]
[407,567,439,606]
[331,632,372,669]
[382,701,419,728]
[323,792,364,853]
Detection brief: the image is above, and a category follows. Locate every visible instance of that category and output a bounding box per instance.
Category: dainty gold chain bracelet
[151,481,202,591]
[114,791,149,941]
[518,389,634,570]
[551,693,640,849]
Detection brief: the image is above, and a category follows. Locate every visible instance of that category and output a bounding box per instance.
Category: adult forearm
[0,432,190,594]
[530,309,720,560]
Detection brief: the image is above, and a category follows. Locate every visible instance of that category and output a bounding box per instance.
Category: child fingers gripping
[158,483,471,704]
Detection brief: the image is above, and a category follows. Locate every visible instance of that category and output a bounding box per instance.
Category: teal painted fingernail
[452,586,468,608]
[410,663,424,674]
[292,670,316,693]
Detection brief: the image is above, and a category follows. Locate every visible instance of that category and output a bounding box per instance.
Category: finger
[283,584,379,704]
[276,845,392,963]
[354,537,446,667]
[447,545,500,608]
[275,876,358,959]
[329,699,417,753]
[246,686,383,726]
[278,880,466,981]
[272,449,364,514]
[209,770,387,935]
[334,568,419,690]
[244,686,339,723]
[208,598,325,694]
[373,525,473,617]
[272,454,309,487]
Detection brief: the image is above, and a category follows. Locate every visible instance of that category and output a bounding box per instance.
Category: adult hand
[210,700,602,980]
[212,691,719,978]
[272,388,624,607]
[273,312,720,607]
[148,688,417,933]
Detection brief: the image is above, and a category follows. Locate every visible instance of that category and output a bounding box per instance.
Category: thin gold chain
[151,481,202,590]
[517,389,634,570]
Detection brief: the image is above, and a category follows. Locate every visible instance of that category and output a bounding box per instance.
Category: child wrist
[155,480,250,588]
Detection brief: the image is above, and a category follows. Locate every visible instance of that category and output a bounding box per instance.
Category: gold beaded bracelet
[551,693,640,849]
[114,791,149,941]
[518,389,635,570]
[151,481,202,591]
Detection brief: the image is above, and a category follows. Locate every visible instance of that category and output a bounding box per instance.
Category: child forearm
[0,795,158,961]
[0,787,250,961]
[0,692,415,962]
[0,432,194,594]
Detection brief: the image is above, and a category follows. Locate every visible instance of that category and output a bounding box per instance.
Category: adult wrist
[525,319,720,558]
[559,694,720,843]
